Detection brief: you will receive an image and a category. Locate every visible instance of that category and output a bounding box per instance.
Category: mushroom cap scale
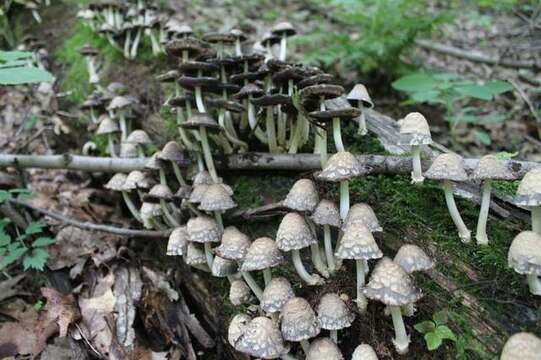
[261,277,295,314]
[472,154,514,180]
[515,169,541,206]
[189,184,209,204]
[306,338,344,360]
[229,280,255,306]
[311,199,341,227]
[198,183,237,212]
[167,226,189,256]
[316,293,355,330]
[393,244,434,274]
[215,226,251,261]
[186,215,222,243]
[236,317,290,359]
[351,344,378,360]
[211,256,238,277]
[276,212,317,251]
[185,242,207,266]
[508,231,541,276]
[280,297,321,342]
[397,132,433,146]
[228,313,252,349]
[282,178,319,212]
[104,173,127,191]
[316,151,367,182]
[342,203,382,232]
[424,153,468,181]
[347,84,373,108]
[500,332,541,360]
[398,112,431,136]
[335,223,383,260]
[240,237,285,272]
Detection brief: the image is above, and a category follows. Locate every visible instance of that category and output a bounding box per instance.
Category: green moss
[492,179,519,197]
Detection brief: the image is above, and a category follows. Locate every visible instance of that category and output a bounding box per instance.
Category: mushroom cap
[158,141,185,162]
[516,169,541,206]
[363,257,423,306]
[104,173,127,191]
[283,178,319,212]
[140,202,162,218]
[308,108,361,123]
[276,212,317,251]
[342,203,382,232]
[230,28,248,41]
[316,293,355,330]
[234,83,264,100]
[260,32,281,46]
[165,37,210,58]
[211,255,238,277]
[228,313,252,349]
[178,75,220,91]
[424,153,468,181]
[393,244,434,274]
[198,183,237,212]
[144,184,174,202]
[351,344,378,360]
[300,84,345,100]
[126,129,152,145]
[180,112,221,132]
[229,280,255,306]
[237,317,290,359]
[185,242,207,266]
[280,297,321,342]
[500,332,541,360]
[186,215,222,243]
[311,199,341,227]
[240,237,285,272]
[306,338,344,360]
[145,152,165,170]
[251,94,292,107]
[167,226,188,256]
[120,142,138,158]
[347,84,373,108]
[202,32,236,44]
[178,60,219,75]
[96,116,119,134]
[335,223,382,260]
[271,21,296,37]
[508,231,541,276]
[261,277,295,314]
[108,95,136,111]
[189,184,209,204]
[215,226,251,261]
[298,73,336,89]
[123,170,153,191]
[316,151,367,182]
[398,112,432,146]
[193,170,214,185]
[472,154,513,181]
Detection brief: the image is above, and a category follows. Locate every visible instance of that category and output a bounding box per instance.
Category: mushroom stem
[123,30,131,59]
[475,180,492,245]
[355,260,368,312]
[288,113,304,154]
[263,268,272,286]
[323,225,336,273]
[107,134,117,157]
[176,110,198,151]
[186,202,202,217]
[195,86,206,113]
[199,127,219,183]
[266,107,279,153]
[316,127,328,168]
[531,206,541,234]
[196,152,205,172]
[389,305,410,354]
[158,168,167,186]
[121,191,142,222]
[411,145,424,184]
[310,242,329,278]
[357,105,367,135]
[277,107,286,147]
[235,39,242,56]
[291,249,323,285]
[330,330,338,344]
[241,271,263,300]
[204,242,214,269]
[526,274,541,295]
[279,34,287,61]
[339,181,350,220]
[171,162,187,187]
[247,102,269,144]
[214,211,224,232]
[119,113,127,141]
[300,340,310,356]
[442,180,471,243]
[130,27,142,59]
[160,200,180,227]
[332,117,345,152]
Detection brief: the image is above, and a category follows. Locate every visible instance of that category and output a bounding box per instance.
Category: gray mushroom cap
[311,199,341,227]
[424,153,468,181]
[363,257,423,306]
[500,332,541,360]
[104,173,127,191]
[316,151,366,182]
[120,142,138,158]
[167,226,188,256]
[335,223,383,260]
[398,112,432,146]
[189,184,209,203]
[186,215,222,243]
[96,116,119,134]
[185,242,207,266]
[472,154,513,181]
[198,183,237,211]
[240,237,285,272]
[126,129,152,145]
[515,169,541,206]
[211,255,238,277]
[237,317,290,359]
[306,338,344,360]
[316,293,355,330]
[280,297,321,342]
[158,141,185,162]
[193,170,214,185]
[215,226,251,261]
[347,84,373,108]
[140,202,162,217]
[261,277,295,314]
[351,344,378,360]
[276,212,317,251]
[108,95,136,111]
[229,280,255,306]
[508,231,541,276]
[393,244,434,274]
[342,203,382,232]
[228,313,252,349]
[283,178,319,212]
[145,184,174,201]
[123,170,153,190]
[145,152,165,170]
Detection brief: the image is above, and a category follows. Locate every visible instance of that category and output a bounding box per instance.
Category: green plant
[414,310,457,351]
[0,51,53,85]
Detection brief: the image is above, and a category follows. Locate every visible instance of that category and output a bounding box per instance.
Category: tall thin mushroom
[186,215,222,268]
[347,84,374,136]
[311,199,341,274]
[397,112,432,184]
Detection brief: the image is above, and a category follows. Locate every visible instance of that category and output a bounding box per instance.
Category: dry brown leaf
[142,267,178,302]
[40,287,80,337]
[0,274,25,302]
[40,336,88,360]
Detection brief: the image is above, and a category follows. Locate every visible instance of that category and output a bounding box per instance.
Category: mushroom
[107,95,137,141]
[311,199,341,274]
[125,129,152,157]
[240,237,285,301]
[335,223,382,312]
[260,32,281,61]
[80,95,102,124]
[308,103,360,153]
[198,183,237,231]
[424,153,471,243]
[140,202,166,230]
[281,297,321,355]
[229,280,255,306]
[306,338,344,360]
[185,242,209,270]
[96,115,120,157]
[363,258,422,354]
[120,142,138,158]
[277,213,325,285]
[397,112,432,184]
[271,22,296,61]
[104,173,142,222]
[261,277,295,318]
[123,170,153,200]
[236,317,291,359]
[316,151,366,220]
[233,83,269,145]
[316,293,355,343]
[508,231,541,295]
[158,141,188,187]
[283,178,319,213]
[351,344,378,360]
[211,255,238,281]
[500,332,541,360]
[215,226,252,262]
[342,203,382,233]
[230,28,247,56]
[145,151,168,185]
[166,226,188,256]
[144,184,180,227]
[228,313,251,350]
[347,84,374,136]
[515,169,541,234]
[186,215,222,268]
[79,44,100,84]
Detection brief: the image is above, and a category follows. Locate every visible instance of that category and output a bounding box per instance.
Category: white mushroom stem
[199,126,219,183]
[531,206,541,234]
[123,31,132,58]
[475,180,492,245]
[323,225,336,273]
[411,146,424,184]
[330,330,338,344]
[241,271,263,300]
[214,211,224,232]
[339,181,350,220]
[196,152,205,172]
[332,117,345,152]
[235,39,242,56]
[118,113,128,141]
[85,57,100,84]
[277,106,287,147]
[121,191,142,222]
[357,104,367,135]
[130,28,142,59]
[204,242,214,269]
[266,107,279,153]
[389,305,410,354]
[442,180,471,243]
[107,134,117,157]
[247,101,269,144]
[171,161,187,187]
[279,34,287,61]
[292,249,322,285]
[194,86,206,113]
[288,113,304,154]
[158,168,167,186]
[527,274,541,295]
[310,242,329,278]
[263,268,273,285]
[300,340,310,356]
[316,127,328,169]
[355,260,368,312]
[160,200,180,227]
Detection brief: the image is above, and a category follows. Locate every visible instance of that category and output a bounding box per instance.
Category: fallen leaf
[142,267,178,302]
[40,287,80,337]
[40,336,88,360]
[0,274,25,302]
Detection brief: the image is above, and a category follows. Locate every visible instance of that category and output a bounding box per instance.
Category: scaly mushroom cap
[167,227,188,256]
[472,154,513,181]
[189,184,209,204]
[280,297,321,342]
[363,257,422,306]
[145,152,165,170]
[215,226,251,261]
[351,344,378,360]
[508,231,541,276]
[398,112,432,146]
[316,293,355,330]
[120,142,138,158]
[424,153,468,181]
[261,277,295,314]
[104,173,127,191]
[198,183,237,212]
[240,237,285,272]
[237,317,290,358]
[347,84,373,108]
[125,129,152,145]
[335,223,382,260]
[180,112,221,132]
[229,280,255,306]
[185,242,207,266]
[342,203,382,232]
[500,332,541,360]
[158,141,185,162]
[394,245,434,273]
[271,21,296,37]
[515,169,541,206]
[211,255,238,277]
[186,215,222,243]
[144,184,174,202]
[123,170,153,191]
[306,338,344,360]
[96,116,119,134]
[311,199,341,228]
[234,83,264,100]
[300,84,345,100]
[228,313,252,349]
[316,151,366,182]
[140,202,162,217]
[202,32,236,44]
[276,212,317,251]
[260,32,281,47]
[108,95,136,111]
[193,170,214,185]
[283,178,319,212]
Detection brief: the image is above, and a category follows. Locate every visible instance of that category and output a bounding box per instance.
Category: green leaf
[435,325,457,342]
[0,246,28,270]
[0,218,11,231]
[0,51,33,62]
[432,72,459,81]
[455,84,493,100]
[425,332,443,351]
[0,232,11,247]
[0,190,12,203]
[484,80,513,95]
[410,90,442,103]
[433,311,449,326]
[23,248,49,271]
[474,130,492,145]
[25,222,45,235]
[392,73,439,92]
[495,151,518,161]
[414,321,436,334]
[32,237,55,248]
[0,66,54,85]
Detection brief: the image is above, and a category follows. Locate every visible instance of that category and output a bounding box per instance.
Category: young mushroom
[281,297,321,355]
[397,112,432,184]
[144,184,180,227]
[424,153,471,243]
[185,242,209,271]
[508,231,541,295]
[500,332,541,360]
[515,169,541,234]
[236,316,291,359]
[342,203,382,232]
[261,277,295,318]
[79,44,101,84]
[229,279,255,306]
[283,178,319,213]
[107,95,137,141]
[311,199,341,274]
[215,226,252,263]
[308,102,360,152]
[186,215,222,268]
[158,141,188,187]
[198,183,237,231]
[347,84,374,136]
[96,115,120,157]
[125,129,152,157]
[211,255,238,281]
[228,313,251,350]
[363,257,422,354]
[306,338,344,360]
[351,344,378,360]
[166,226,188,257]
[316,293,355,343]
[140,202,166,230]
[104,173,142,222]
